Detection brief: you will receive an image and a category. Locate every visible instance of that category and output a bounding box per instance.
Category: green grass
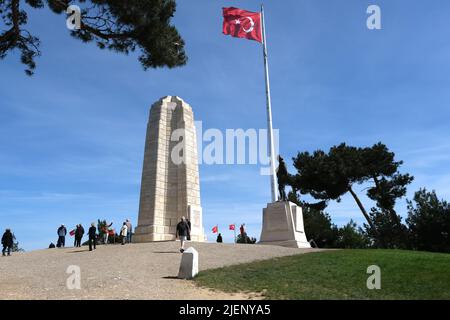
[194,250,450,299]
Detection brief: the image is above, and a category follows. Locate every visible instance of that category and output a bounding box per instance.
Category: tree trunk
[348,186,378,233]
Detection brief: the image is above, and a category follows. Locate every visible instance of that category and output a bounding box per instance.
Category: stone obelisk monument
[134,96,205,242]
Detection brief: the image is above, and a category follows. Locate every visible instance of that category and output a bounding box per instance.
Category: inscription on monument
[265,205,289,232]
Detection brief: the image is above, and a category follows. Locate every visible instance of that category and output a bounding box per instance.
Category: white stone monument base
[178,247,199,279]
[259,201,311,248]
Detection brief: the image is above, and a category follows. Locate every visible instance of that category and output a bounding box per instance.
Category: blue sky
[1,0,450,251]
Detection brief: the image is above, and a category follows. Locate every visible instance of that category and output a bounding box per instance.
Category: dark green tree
[336,219,369,249]
[360,144,412,247]
[236,233,257,244]
[359,144,413,248]
[406,189,450,253]
[288,189,327,211]
[291,142,413,246]
[291,143,374,229]
[363,143,413,217]
[0,0,186,75]
[363,208,409,249]
[302,205,339,248]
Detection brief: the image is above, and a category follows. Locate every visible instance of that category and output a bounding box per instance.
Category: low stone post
[178,247,199,279]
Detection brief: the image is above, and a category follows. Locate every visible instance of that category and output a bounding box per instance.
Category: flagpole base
[259,201,311,248]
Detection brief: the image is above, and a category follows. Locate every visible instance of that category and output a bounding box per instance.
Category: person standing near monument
[74,224,85,247]
[176,217,190,253]
[1,228,14,256]
[57,224,67,248]
[276,155,289,201]
[120,222,128,245]
[88,223,97,251]
[125,219,132,243]
[216,233,223,243]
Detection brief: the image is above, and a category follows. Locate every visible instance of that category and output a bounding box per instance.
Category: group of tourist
[3,217,239,255]
[48,216,193,253]
[74,224,85,247]
[52,218,133,251]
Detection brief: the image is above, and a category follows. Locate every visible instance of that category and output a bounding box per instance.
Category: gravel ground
[0,241,323,300]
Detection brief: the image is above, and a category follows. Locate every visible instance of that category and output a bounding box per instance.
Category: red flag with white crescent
[222,7,262,43]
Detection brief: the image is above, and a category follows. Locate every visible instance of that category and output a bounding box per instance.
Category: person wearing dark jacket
[74,224,85,247]
[88,223,97,251]
[176,216,190,253]
[216,233,223,243]
[57,224,67,248]
[2,229,14,256]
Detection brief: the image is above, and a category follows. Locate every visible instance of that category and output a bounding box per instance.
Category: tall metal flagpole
[261,5,278,203]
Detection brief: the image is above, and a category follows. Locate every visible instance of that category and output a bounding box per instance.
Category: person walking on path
[125,219,132,243]
[88,223,97,251]
[57,224,67,248]
[176,216,190,253]
[120,222,128,245]
[74,224,85,247]
[1,229,14,256]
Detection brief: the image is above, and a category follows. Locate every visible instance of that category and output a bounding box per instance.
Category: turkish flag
[212,226,218,234]
[229,224,235,231]
[69,229,75,236]
[222,7,262,43]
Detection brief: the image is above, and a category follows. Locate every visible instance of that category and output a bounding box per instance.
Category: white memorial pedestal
[178,247,199,279]
[259,201,311,248]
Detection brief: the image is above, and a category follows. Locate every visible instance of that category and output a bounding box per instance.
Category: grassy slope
[194,249,450,300]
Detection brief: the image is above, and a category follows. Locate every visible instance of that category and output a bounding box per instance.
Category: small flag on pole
[229,224,235,230]
[212,225,218,234]
[69,229,75,236]
[222,7,262,43]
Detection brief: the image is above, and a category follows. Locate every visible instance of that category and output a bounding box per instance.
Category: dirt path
[0,241,322,299]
